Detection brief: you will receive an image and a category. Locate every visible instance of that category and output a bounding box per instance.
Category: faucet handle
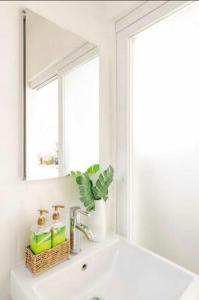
[70,206,90,218]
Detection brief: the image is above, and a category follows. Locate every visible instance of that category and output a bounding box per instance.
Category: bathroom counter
[11,233,119,299]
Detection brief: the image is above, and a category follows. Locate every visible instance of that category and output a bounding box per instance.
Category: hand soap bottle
[30,209,51,254]
[51,205,66,247]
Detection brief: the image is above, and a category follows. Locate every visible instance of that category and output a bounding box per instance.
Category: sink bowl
[11,235,199,300]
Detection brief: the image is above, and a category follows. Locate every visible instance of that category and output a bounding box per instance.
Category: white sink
[11,235,199,300]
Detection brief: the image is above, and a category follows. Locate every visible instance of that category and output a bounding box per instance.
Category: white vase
[88,199,106,242]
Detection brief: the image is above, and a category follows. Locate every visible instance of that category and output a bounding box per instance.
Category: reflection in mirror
[24,10,99,180]
[27,79,59,179]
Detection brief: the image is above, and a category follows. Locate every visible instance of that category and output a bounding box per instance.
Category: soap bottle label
[30,230,51,254]
[52,225,66,247]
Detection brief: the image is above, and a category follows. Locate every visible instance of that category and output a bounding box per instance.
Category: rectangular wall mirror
[23,9,99,180]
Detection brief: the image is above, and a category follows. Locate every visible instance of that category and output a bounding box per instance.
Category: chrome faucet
[70,206,94,254]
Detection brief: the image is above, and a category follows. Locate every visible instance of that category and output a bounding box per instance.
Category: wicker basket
[25,240,70,274]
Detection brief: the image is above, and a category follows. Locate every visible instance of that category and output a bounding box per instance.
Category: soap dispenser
[51,205,66,247]
[30,209,51,254]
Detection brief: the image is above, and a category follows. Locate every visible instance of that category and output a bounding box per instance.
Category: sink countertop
[11,233,119,284]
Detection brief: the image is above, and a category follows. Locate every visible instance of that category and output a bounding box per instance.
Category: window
[64,57,99,171]
[116,1,193,238]
[27,79,59,180]
[130,2,199,243]
[26,54,99,180]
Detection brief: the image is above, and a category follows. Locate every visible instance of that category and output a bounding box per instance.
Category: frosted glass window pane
[131,3,199,241]
[27,79,59,180]
[64,57,99,171]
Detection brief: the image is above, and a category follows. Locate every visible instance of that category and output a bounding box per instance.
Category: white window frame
[115,0,191,239]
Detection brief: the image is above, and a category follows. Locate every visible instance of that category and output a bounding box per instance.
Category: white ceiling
[64,1,144,24]
[21,1,145,45]
[102,1,144,22]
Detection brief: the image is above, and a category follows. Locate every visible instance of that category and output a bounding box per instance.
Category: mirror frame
[23,10,27,180]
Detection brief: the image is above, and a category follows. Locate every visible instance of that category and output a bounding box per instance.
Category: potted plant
[70,164,114,241]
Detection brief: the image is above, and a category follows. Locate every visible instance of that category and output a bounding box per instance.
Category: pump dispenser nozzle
[38,209,49,226]
[52,205,65,221]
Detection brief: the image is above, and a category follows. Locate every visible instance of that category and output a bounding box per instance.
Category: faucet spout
[75,223,94,241]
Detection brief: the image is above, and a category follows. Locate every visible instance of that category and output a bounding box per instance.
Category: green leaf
[75,173,95,211]
[92,165,114,201]
[69,165,113,210]
[86,164,100,174]
[68,170,82,178]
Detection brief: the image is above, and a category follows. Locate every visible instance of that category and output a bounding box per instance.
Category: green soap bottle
[30,209,51,255]
[51,205,66,247]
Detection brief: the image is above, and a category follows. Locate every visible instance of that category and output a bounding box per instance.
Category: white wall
[0,2,115,299]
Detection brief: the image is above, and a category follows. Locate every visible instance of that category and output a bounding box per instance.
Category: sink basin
[11,235,199,300]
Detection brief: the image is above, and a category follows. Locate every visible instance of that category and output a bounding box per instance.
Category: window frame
[115,0,191,239]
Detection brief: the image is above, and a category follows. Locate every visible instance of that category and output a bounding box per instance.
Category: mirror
[23,10,99,180]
